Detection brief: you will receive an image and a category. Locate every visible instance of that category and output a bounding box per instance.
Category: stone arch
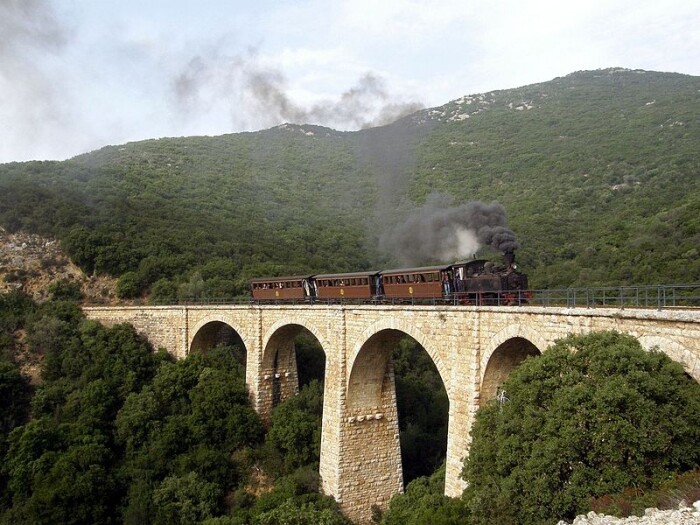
[347,318,449,396]
[189,316,247,358]
[637,335,699,382]
[480,324,547,403]
[262,318,329,360]
[259,319,328,419]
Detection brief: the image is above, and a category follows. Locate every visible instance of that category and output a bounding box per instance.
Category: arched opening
[260,325,326,477]
[481,336,541,403]
[393,337,449,485]
[260,324,326,418]
[189,321,246,366]
[344,329,448,517]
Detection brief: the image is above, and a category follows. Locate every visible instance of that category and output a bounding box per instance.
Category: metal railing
[99,284,700,310]
[528,284,700,309]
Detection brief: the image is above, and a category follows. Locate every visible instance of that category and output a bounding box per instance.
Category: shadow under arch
[259,323,327,421]
[347,320,450,396]
[189,320,246,364]
[481,336,541,403]
[343,328,449,518]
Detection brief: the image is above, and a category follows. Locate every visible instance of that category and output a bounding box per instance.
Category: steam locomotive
[250,250,530,305]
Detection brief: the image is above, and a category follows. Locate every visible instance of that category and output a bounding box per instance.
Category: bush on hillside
[462,331,700,525]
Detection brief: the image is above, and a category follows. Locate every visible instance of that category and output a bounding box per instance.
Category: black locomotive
[250,250,529,305]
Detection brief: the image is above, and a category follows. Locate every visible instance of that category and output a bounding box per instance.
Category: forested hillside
[0,68,698,299]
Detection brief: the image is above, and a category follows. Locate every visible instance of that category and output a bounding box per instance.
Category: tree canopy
[461,331,700,525]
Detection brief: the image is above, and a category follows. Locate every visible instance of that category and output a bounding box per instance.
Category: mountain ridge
[0,67,698,299]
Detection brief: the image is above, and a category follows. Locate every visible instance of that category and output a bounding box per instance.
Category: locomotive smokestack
[503,250,515,270]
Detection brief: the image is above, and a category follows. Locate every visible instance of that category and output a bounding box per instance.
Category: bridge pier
[335,331,404,520]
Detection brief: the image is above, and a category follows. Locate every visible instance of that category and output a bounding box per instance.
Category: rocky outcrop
[0,227,117,303]
[557,501,700,525]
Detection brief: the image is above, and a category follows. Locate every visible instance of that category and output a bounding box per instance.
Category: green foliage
[0,358,31,512]
[47,279,84,302]
[253,498,350,525]
[152,472,222,525]
[234,467,350,525]
[116,272,141,299]
[381,467,468,525]
[0,291,35,351]
[0,360,30,436]
[0,292,351,524]
[149,278,178,304]
[462,331,700,525]
[0,298,165,524]
[265,380,324,475]
[115,346,263,522]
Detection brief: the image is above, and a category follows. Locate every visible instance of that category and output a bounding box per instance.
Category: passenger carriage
[313,271,379,300]
[250,275,314,301]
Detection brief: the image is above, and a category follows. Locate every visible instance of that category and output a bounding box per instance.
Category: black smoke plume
[171,49,423,130]
[380,193,519,266]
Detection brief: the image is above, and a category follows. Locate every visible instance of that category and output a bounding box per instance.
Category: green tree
[116,348,262,522]
[117,271,141,299]
[0,360,30,437]
[462,331,700,525]
[254,499,351,525]
[381,467,467,525]
[47,280,84,302]
[152,472,222,525]
[265,380,324,474]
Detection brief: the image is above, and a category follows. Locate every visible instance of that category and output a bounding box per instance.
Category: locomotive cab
[449,251,530,305]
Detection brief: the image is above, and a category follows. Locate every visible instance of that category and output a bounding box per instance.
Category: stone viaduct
[84,304,700,523]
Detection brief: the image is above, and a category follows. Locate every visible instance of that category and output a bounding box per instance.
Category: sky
[1,0,699,163]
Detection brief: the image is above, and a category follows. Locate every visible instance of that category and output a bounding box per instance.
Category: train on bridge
[250,250,530,305]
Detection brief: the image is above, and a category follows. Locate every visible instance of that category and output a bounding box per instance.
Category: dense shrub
[380,466,468,525]
[462,331,700,525]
